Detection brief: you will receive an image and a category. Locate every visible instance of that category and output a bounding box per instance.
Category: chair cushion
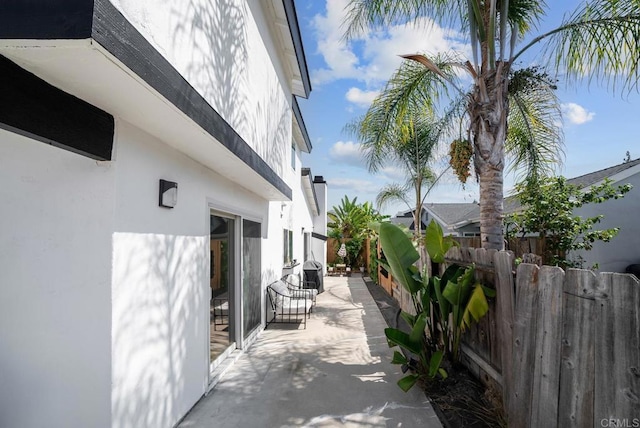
[270,280,291,297]
[281,298,312,314]
[283,274,301,288]
[290,288,318,299]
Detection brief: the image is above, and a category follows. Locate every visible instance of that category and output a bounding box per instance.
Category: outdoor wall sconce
[159,179,178,208]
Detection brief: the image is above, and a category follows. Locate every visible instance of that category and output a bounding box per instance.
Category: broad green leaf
[380,222,421,294]
[384,328,421,355]
[443,266,475,306]
[443,266,475,326]
[398,374,419,392]
[419,290,431,317]
[392,350,408,365]
[428,351,444,378]
[438,368,448,379]
[409,313,427,343]
[482,285,497,298]
[441,263,464,287]
[400,311,416,328]
[424,220,458,263]
[462,284,490,329]
[432,277,451,319]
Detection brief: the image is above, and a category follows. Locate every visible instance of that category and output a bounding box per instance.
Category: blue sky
[295,1,640,216]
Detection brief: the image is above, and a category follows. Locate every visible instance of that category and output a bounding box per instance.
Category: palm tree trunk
[471,64,509,250]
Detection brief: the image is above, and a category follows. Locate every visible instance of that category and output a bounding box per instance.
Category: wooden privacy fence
[327,237,370,271]
[454,236,560,262]
[391,246,640,427]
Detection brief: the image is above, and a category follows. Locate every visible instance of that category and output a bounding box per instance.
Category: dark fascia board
[282,0,311,98]
[0,55,114,160]
[0,0,93,39]
[293,97,312,153]
[301,167,319,214]
[311,232,327,241]
[0,0,291,200]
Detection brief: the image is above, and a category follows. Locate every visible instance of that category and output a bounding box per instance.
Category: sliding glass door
[209,213,235,364]
[242,219,261,338]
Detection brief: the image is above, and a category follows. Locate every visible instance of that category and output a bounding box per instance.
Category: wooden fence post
[595,273,640,423]
[558,269,598,427]
[509,263,540,427]
[530,266,564,427]
[494,251,515,414]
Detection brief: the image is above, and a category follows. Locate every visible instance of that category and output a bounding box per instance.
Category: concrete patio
[179,275,442,428]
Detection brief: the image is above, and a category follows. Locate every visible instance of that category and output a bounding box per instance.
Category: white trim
[206,197,264,225]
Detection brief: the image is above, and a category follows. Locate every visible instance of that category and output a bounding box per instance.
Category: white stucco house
[0,1,327,427]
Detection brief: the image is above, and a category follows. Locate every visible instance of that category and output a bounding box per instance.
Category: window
[291,144,296,170]
[283,229,293,264]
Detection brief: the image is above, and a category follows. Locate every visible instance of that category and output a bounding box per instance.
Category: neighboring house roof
[567,158,640,188]
[424,203,480,227]
[451,158,640,229]
[392,203,476,231]
[390,217,414,229]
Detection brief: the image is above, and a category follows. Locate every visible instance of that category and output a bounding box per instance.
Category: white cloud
[562,103,595,125]
[345,87,380,108]
[329,177,373,188]
[378,166,406,182]
[329,141,367,167]
[310,1,469,86]
[326,177,380,210]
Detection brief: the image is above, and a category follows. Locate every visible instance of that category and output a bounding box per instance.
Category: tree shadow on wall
[111,233,208,428]
[171,1,288,179]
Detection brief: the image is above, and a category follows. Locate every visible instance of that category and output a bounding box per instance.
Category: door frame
[208,209,241,374]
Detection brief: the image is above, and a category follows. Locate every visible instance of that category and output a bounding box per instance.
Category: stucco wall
[109,0,293,177]
[111,120,278,428]
[278,148,315,277]
[572,173,640,272]
[313,180,328,269]
[0,129,114,428]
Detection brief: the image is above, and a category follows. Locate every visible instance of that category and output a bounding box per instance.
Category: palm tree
[349,106,445,236]
[344,1,640,250]
[328,195,367,240]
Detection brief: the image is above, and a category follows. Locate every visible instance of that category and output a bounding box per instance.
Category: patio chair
[282,273,318,306]
[266,280,312,329]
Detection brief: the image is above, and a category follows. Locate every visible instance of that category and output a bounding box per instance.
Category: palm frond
[376,183,412,211]
[506,67,564,181]
[507,0,546,37]
[352,53,459,172]
[342,0,465,40]
[515,0,640,93]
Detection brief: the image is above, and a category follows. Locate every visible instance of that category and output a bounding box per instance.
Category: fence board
[595,273,640,422]
[530,266,564,427]
[494,251,514,411]
[509,263,540,428]
[558,269,598,427]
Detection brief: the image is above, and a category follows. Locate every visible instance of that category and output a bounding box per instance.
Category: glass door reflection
[210,213,235,364]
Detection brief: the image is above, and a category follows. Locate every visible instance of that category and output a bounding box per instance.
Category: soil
[363,275,506,428]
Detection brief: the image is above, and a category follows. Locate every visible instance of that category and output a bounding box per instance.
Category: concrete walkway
[179,275,442,428]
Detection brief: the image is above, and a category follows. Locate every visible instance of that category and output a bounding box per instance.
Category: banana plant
[378,220,494,391]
